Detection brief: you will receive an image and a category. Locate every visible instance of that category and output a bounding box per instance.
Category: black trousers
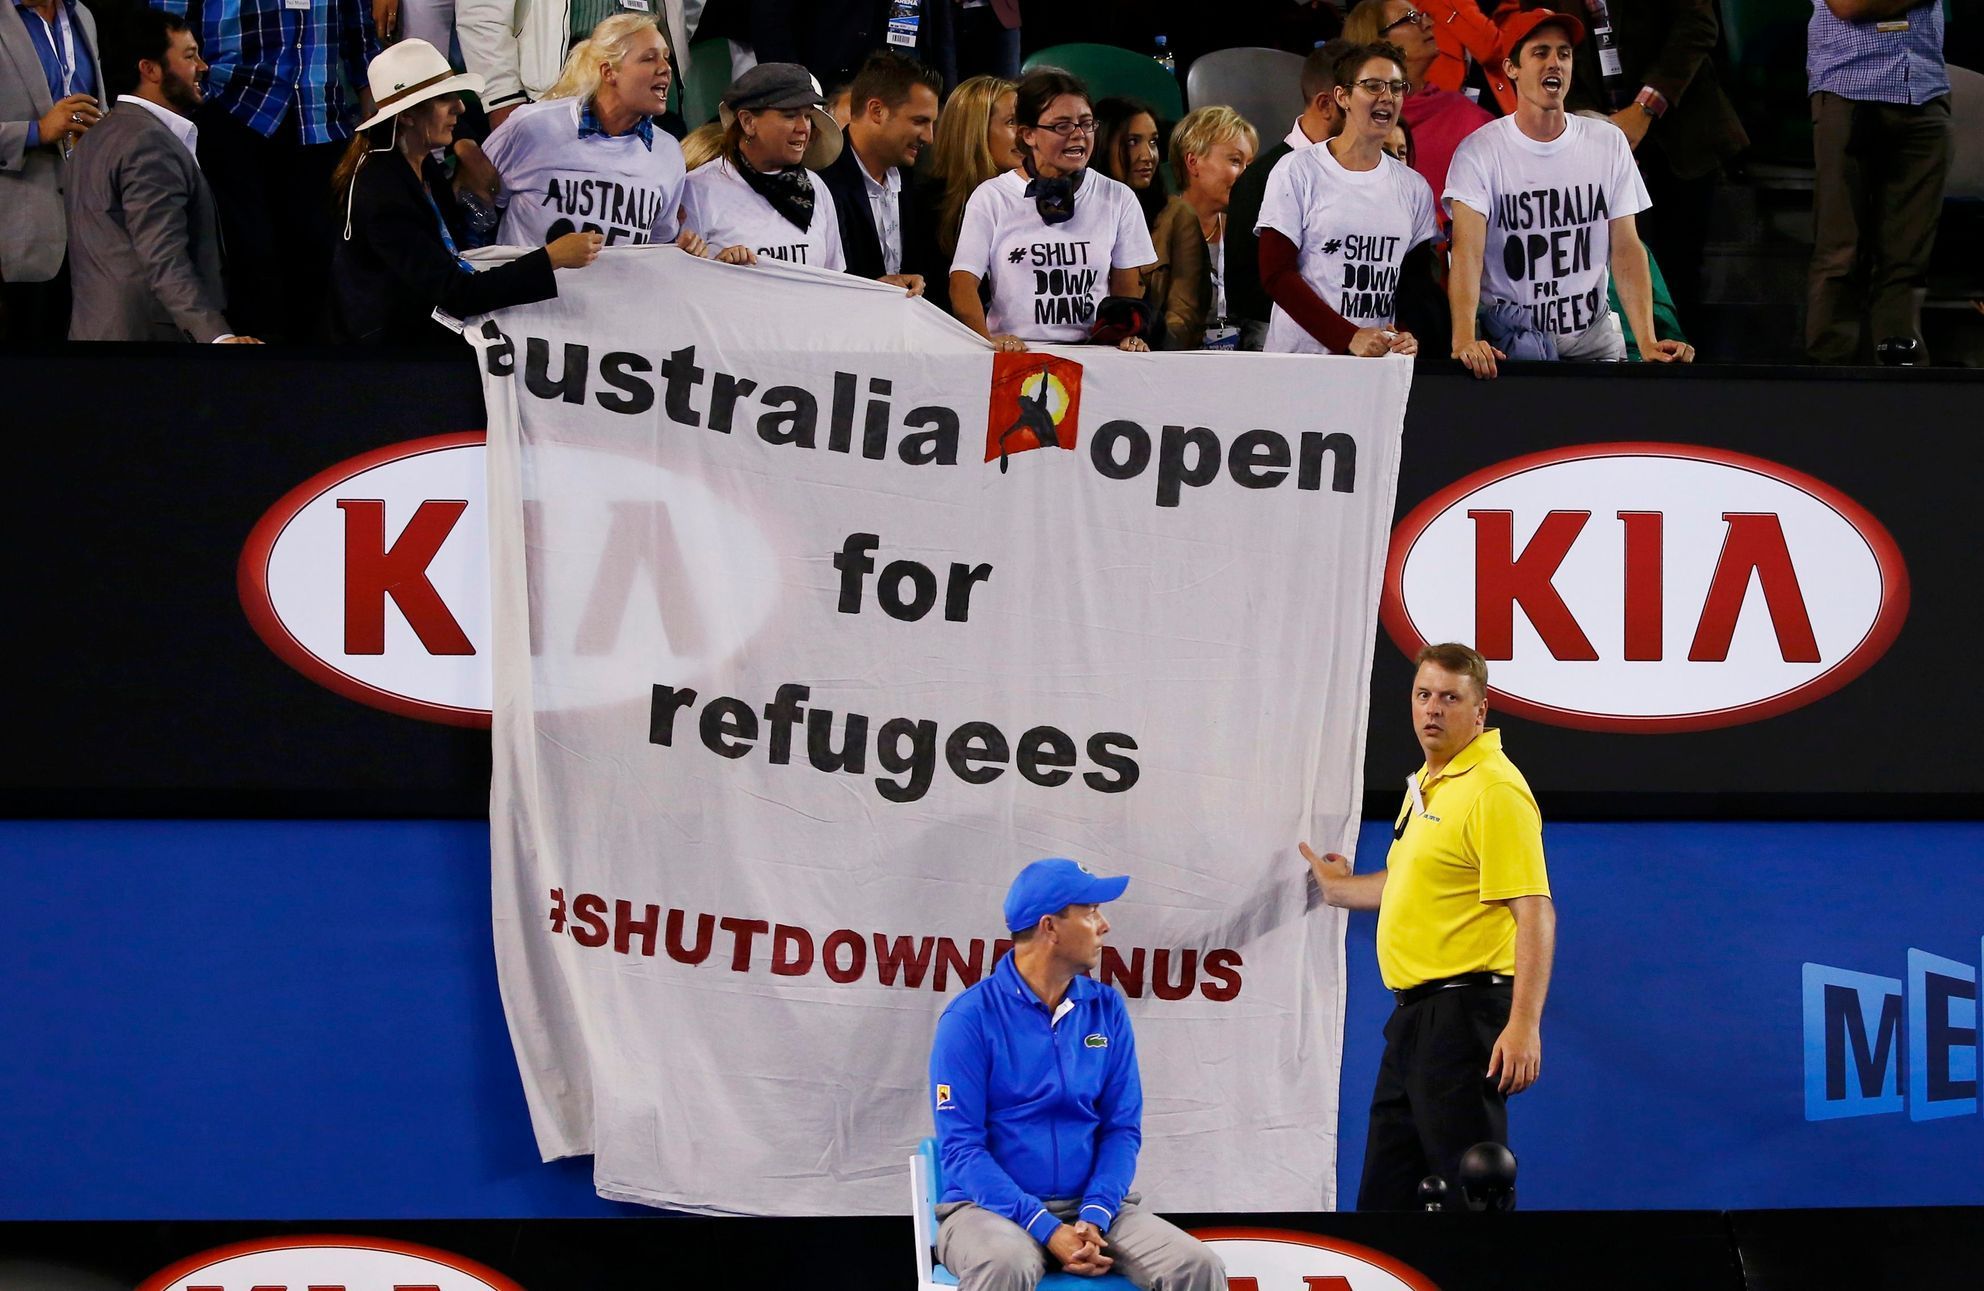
[0,261,71,345]
[195,102,346,344]
[1356,982,1512,1211]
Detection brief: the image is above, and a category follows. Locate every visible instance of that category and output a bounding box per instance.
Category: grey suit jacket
[65,101,230,341]
[0,0,103,282]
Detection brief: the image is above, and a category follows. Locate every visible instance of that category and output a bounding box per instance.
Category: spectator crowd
[0,0,1965,368]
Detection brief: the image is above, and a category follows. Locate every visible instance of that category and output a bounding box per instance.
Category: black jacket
[329,153,557,346]
[819,143,919,283]
[1554,0,1749,180]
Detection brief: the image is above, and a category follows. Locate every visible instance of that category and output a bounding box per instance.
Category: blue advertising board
[2,817,1979,1218]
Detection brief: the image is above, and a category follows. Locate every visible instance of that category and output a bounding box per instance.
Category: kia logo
[1380,443,1908,733]
[137,1234,524,1291]
[239,434,776,726]
[1191,1228,1440,1291]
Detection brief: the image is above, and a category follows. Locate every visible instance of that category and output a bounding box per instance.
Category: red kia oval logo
[1380,443,1908,733]
[239,433,492,728]
[240,434,783,728]
[1192,1228,1440,1291]
[138,1234,525,1290]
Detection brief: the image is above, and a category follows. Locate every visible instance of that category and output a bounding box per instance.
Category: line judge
[1301,641,1555,1209]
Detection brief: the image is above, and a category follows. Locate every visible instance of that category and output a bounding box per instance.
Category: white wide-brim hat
[357,39,484,131]
[717,61,843,171]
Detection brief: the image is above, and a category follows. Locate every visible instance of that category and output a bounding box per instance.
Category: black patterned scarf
[1023,165,1085,226]
[734,151,815,231]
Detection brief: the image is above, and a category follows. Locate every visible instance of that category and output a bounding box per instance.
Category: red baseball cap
[1499,8,1586,65]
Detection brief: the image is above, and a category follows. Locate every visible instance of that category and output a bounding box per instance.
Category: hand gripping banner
[466,250,1412,1215]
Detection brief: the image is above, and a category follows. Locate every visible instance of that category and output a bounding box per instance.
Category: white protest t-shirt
[1443,114,1650,339]
[681,157,847,271]
[951,169,1159,342]
[483,99,686,248]
[1255,141,1438,355]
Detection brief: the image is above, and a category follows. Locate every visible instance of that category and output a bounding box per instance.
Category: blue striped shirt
[1808,0,1948,106]
[12,0,96,148]
[155,0,378,143]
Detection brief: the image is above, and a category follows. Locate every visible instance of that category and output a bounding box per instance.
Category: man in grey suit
[1,0,104,341]
[65,8,256,343]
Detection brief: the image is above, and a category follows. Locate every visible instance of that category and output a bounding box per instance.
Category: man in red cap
[1442,7,1694,376]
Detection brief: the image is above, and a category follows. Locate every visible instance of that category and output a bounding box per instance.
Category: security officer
[1301,641,1555,1209]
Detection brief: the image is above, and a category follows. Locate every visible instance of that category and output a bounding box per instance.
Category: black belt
[1394,971,1512,1008]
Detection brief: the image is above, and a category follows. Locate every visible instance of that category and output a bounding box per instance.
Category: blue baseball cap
[1003,858,1130,932]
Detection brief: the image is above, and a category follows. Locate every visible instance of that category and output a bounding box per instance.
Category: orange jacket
[1421,0,1517,115]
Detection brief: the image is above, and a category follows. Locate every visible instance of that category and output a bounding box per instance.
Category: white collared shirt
[856,152,903,276]
[120,94,200,157]
[1283,119,1317,153]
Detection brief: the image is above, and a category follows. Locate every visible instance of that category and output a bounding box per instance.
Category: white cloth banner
[467,248,1412,1216]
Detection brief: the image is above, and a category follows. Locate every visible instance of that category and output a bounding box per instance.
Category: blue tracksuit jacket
[928,951,1143,1241]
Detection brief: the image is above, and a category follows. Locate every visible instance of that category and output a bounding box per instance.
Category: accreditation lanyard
[1201,219,1239,350]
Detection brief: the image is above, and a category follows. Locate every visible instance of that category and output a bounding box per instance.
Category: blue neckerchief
[422,187,476,275]
[578,101,654,151]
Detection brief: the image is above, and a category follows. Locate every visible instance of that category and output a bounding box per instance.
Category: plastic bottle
[1152,34,1175,76]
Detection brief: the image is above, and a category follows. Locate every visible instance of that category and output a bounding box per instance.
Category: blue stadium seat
[911,1137,1136,1291]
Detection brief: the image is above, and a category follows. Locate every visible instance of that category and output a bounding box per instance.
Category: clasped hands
[1046,1220,1113,1276]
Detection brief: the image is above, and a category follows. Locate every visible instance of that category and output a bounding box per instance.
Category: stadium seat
[911,1137,1136,1291]
[1185,47,1306,140]
[1022,43,1185,123]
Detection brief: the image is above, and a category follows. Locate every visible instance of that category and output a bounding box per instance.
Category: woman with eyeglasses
[948,68,1159,353]
[1254,41,1438,357]
[1342,0,1493,212]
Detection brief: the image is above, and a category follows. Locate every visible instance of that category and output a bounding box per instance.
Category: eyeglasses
[1353,78,1412,98]
[1382,9,1431,32]
[1036,117,1098,137]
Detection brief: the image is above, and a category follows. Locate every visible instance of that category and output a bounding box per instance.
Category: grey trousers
[936,1195,1226,1291]
[1806,91,1953,363]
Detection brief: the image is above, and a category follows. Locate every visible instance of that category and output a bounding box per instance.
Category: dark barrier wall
[4,818,1979,1218]
[3,357,1980,1226]
[5,353,1980,820]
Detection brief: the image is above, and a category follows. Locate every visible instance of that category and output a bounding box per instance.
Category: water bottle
[1583,0,1630,110]
[1152,34,1175,76]
[458,187,500,241]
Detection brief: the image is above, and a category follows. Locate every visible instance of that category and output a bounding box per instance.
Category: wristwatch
[1634,86,1668,119]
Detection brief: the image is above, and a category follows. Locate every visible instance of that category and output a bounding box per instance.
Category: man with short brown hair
[820,47,940,295]
[1301,641,1556,1209]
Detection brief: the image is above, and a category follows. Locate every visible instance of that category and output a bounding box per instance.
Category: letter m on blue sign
[1803,963,1902,1121]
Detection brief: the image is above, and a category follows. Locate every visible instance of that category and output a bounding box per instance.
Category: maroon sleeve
[1259,227,1360,354]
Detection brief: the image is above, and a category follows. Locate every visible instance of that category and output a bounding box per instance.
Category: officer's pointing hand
[1299,841,1352,884]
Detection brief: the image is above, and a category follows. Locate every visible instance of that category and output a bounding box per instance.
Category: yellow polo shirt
[1375,728,1551,992]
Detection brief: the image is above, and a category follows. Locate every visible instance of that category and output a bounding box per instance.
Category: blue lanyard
[423,187,476,275]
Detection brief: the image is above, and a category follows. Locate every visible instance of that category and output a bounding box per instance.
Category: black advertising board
[3,349,1977,818]
[6,1209,1981,1290]
[1365,365,1979,817]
